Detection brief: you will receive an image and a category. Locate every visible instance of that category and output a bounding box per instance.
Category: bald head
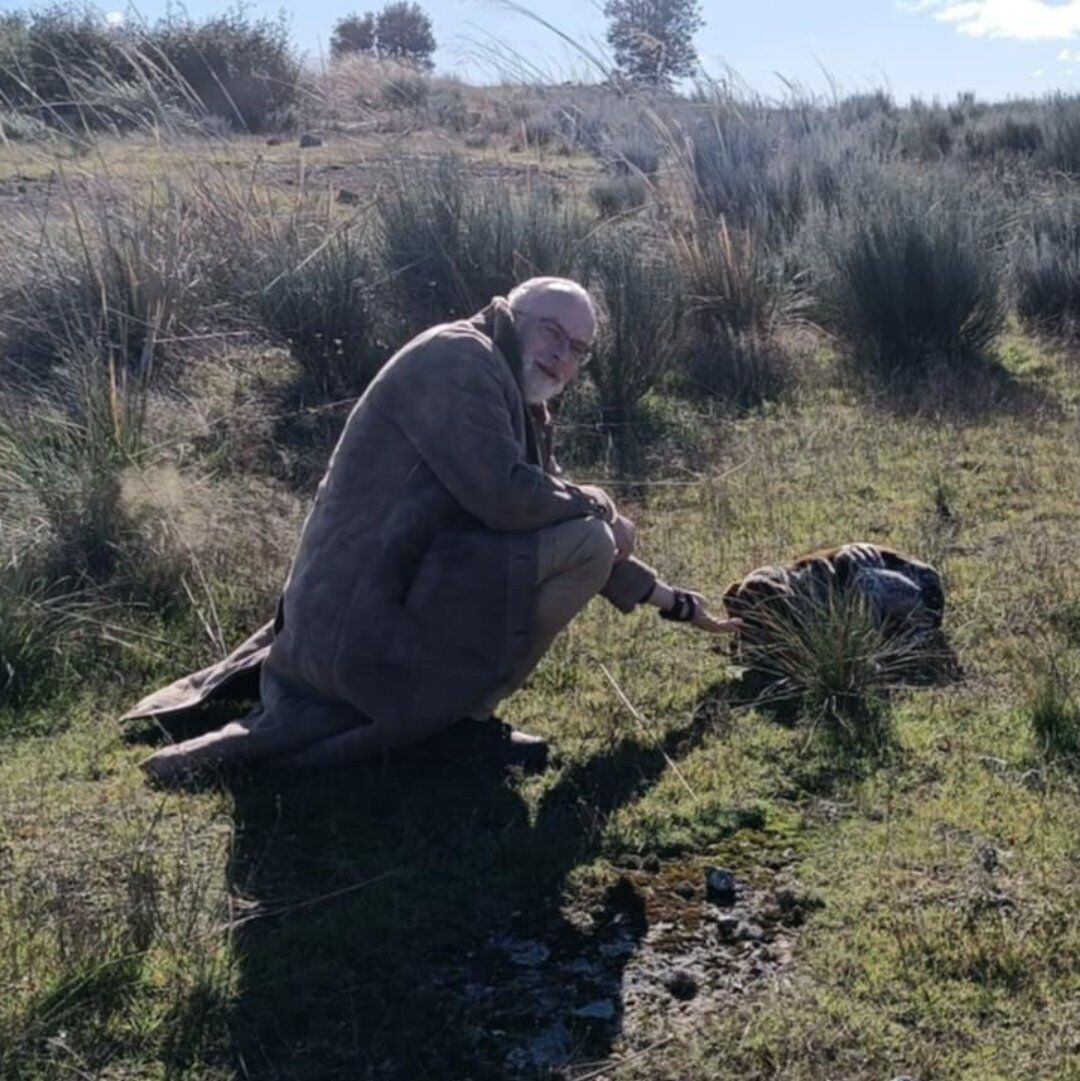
[507,277,597,404]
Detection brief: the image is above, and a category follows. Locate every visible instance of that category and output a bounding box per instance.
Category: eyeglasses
[515,309,592,366]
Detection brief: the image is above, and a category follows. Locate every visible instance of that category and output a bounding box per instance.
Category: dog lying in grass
[721,543,948,695]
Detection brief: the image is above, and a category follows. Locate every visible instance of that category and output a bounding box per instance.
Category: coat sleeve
[600,556,658,613]
[378,333,615,533]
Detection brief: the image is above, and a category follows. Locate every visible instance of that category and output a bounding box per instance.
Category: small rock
[976,845,999,873]
[705,866,738,906]
[16,183,26,194]
[336,188,360,205]
[265,136,283,146]
[674,881,696,900]
[663,968,698,1001]
[572,999,616,1022]
[738,921,766,943]
[642,852,661,874]
[298,132,322,148]
[716,915,740,939]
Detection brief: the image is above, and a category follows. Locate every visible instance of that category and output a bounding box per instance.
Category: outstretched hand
[683,589,743,635]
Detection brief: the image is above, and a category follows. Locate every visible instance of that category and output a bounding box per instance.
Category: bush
[0,5,125,115]
[604,127,662,175]
[1040,95,1080,174]
[147,7,300,132]
[0,182,215,443]
[589,174,647,217]
[682,326,793,409]
[1028,656,1080,763]
[813,174,1006,373]
[379,69,429,109]
[1014,197,1080,336]
[378,156,589,329]
[964,114,1043,161]
[255,221,384,399]
[579,227,682,473]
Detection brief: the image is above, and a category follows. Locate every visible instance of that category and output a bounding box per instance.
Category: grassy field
[3,328,1080,1078]
[2,43,1080,1079]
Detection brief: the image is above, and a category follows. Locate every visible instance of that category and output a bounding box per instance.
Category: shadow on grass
[845,351,1059,422]
[219,707,722,1080]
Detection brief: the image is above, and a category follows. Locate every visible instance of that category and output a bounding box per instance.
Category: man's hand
[683,589,743,635]
[611,513,636,563]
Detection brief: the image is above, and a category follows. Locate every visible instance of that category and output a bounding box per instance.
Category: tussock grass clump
[378,156,589,328]
[589,173,647,217]
[813,174,1006,374]
[964,113,1043,161]
[1028,655,1080,763]
[1014,197,1080,338]
[0,181,217,416]
[737,585,935,754]
[580,227,682,473]
[254,217,383,399]
[1040,95,1080,174]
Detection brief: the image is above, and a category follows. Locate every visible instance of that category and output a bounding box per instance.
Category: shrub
[1040,95,1080,174]
[589,173,648,217]
[378,156,589,329]
[147,7,300,132]
[255,220,384,399]
[964,114,1043,161]
[813,174,1006,373]
[1014,197,1080,336]
[682,325,793,409]
[689,112,774,228]
[579,226,682,472]
[379,68,429,109]
[0,182,215,444]
[836,90,895,127]
[604,127,662,175]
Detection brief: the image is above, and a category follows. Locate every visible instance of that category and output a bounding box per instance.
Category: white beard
[521,356,564,404]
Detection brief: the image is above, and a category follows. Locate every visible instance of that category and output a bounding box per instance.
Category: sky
[9,0,1080,103]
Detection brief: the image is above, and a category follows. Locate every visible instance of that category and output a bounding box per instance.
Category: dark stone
[664,968,698,1001]
[265,136,283,146]
[674,881,696,901]
[705,866,737,906]
[336,188,360,205]
[299,132,322,148]
[642,853,661,874]
[716,915,740,939]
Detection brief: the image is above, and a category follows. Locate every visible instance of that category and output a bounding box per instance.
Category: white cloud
[105,11,124,28]
[1060,47,1080,59]
[904,1,1080,41]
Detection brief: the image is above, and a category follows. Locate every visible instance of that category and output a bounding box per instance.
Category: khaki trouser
[144,516,616,774]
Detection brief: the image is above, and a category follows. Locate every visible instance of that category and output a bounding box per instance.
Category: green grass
[3,100,1080,1079]
[2,342,1080,1078]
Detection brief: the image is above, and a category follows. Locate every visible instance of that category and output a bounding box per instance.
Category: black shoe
[416,716,550,772]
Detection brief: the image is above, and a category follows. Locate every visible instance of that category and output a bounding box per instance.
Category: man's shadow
[185,706,725,1081]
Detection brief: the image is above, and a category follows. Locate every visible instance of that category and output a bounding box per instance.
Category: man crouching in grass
[130,277,740,783]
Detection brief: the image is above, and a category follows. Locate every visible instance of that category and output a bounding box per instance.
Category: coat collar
[469,296,552,466]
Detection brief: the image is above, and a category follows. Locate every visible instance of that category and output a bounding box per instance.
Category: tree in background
[330,12,376,59]
[374,2,436,68]
[603,0,703,87]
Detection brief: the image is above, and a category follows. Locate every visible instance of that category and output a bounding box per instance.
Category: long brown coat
[121,298,657,734]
